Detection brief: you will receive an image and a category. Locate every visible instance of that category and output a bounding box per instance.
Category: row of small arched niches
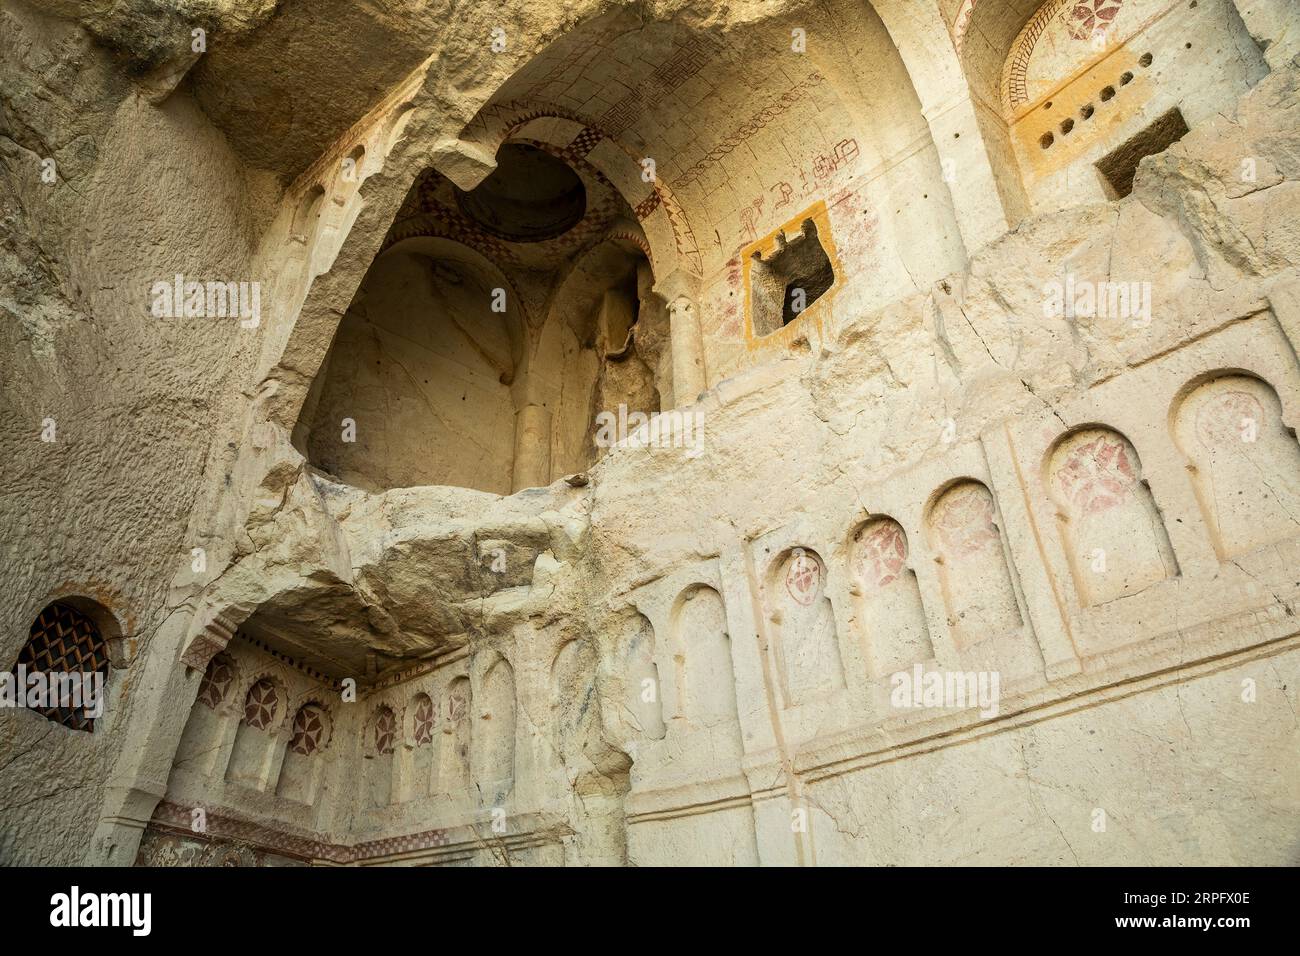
[196,370,1297,738]
[358,640,606,762]
[192,652,335,757]
[606,370,1300,736]
[638,370,1300,705]
[170,652,341,806]
[190,650,518,813]
[192,648,528,771]
[359,660,537,810]
[284,101,417,249]
[758,371,1299,627]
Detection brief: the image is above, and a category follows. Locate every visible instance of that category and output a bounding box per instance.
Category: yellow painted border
[1010,46,1156,181]
[741,199,844,352]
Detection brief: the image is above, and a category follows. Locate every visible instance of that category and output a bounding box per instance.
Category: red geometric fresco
[932,485,1001,559]
[1064,0,1124,42]
[1055,434,1137,514]
[784,551,821,606]
[289,704,327,756]
[445,687,468,725]
[243,679,279,731]
[853,520,908,589]
[1196,390,1263,448]
[413,694,435,746]
[197,652,235,710]
[374,706,396,755]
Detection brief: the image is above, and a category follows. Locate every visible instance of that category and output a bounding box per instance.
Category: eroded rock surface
[2,0,1299,866]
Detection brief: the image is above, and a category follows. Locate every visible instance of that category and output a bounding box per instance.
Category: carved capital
[179,605,247,672]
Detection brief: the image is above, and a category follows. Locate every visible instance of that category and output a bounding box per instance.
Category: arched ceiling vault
[459,2,942,281]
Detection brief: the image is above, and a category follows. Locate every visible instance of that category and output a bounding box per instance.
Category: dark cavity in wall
[456,143,587,242]
[750,219,835,336]
[1095,108,1190,199]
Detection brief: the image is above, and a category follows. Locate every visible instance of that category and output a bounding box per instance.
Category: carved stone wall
[2,0,1298,867]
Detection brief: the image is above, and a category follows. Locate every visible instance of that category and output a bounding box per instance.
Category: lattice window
[13,602,109,732]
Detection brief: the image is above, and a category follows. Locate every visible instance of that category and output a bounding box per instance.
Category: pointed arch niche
[225,676,287,791]
[475,658,517,804]
[924,481,1023,645]
[292,138,664,495]
[670,585,741,728]
[622,612,665,740]
[924,479,1043,678]
[173,650,239,777]
[275,701,332,804]
[398,691,436,803]
[366,703,397,808]
[440,677,472,794]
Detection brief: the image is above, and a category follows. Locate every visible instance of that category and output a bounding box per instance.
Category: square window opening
[750,219,836,337]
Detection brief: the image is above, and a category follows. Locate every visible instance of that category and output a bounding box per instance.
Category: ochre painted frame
[741,199,845,351]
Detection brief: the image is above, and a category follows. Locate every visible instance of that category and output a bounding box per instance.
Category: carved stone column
[512,403,552,492]
[870,1,1027,251]
[669,295,706,409]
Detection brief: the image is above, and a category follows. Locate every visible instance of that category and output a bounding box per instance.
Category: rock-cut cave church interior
[1,0,1299,869]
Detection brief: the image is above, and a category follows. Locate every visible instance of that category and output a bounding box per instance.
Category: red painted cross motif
[1055,435,1136,515]
[784,552,820,606]
[374,707,396,755]
[290,704,326,756]
[933,486,1000,558]
[854,521,907,589]
[1064,0,1124,42]
[197,653,235,709]
[243,679,278,730]
[1196,390,1263,448]
[413,695,435,746]
[446,689,468,724]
